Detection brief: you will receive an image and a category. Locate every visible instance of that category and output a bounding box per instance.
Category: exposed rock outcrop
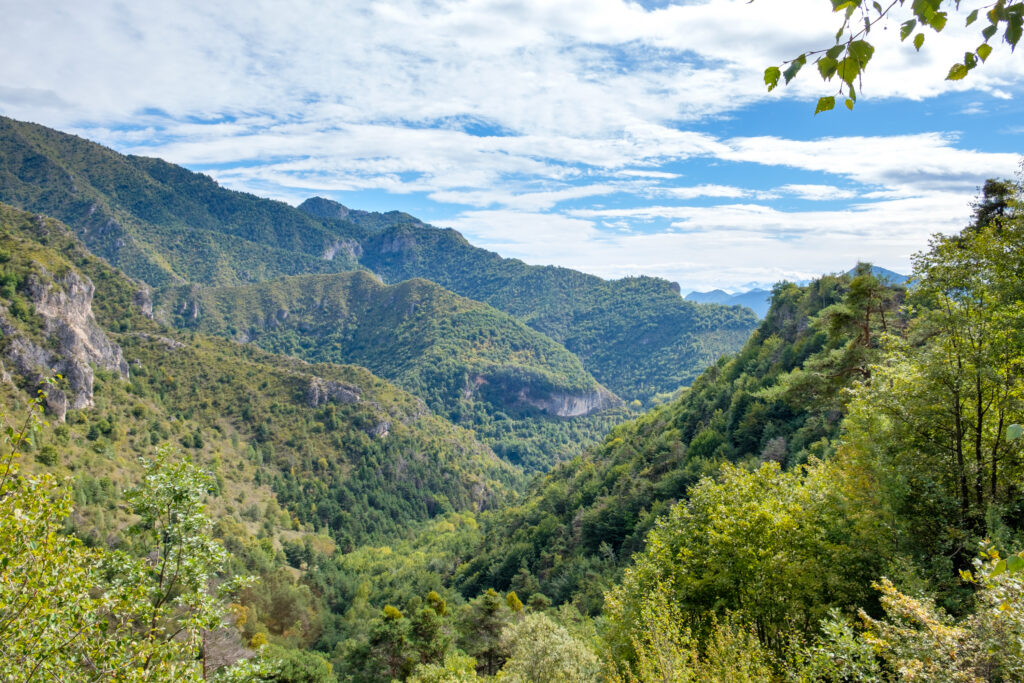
[368,421,390,438]
[517,385,622,418]
[381,232,417,254]
[1,268,129,416]
[322,239,362,261]
[306,377,361,407]
[133,284,154,319]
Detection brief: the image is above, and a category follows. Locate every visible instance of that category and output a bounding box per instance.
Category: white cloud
[1,0,1020,291]
[777,184,858,200]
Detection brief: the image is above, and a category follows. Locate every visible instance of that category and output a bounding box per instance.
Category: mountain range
[0,114,757,469]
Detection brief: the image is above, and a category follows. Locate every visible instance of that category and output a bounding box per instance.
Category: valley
[2,114,1022,682]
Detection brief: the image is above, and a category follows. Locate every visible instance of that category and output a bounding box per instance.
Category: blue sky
[2,0,1021,292]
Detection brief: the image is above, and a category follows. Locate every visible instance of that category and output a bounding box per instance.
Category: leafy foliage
[764,0,1024,110]
[0,390,248,680]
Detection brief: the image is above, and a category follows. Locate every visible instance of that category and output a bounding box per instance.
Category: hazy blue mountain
[685,288,772,317]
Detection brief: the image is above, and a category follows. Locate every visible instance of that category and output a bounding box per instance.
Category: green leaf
[1008,555,1024,573]
[826,44,845,59]
[994,559,1008,576]
[837,57,861,84]
[845,98,855,110]
[849,39,875,65]
[1007,13,1023,48]
[931,11,948,30]
[901,19,918,40]
[982,24,998,41]
[818,56,839,79]
[977,43,993,60]
[783,54,807,84]
[914,32,926,50]
[873,0,883,13]
[966,9,979,25]
[964,51,978,69]
[764,66,782,91]
[946,62,970,79]
[1008,423,1023,441]
[815,96,836,115]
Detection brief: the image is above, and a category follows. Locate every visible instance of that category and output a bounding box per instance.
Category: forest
[1,111,1023,681]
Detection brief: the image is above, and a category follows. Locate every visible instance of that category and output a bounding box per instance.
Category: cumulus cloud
[1,0,1019,289]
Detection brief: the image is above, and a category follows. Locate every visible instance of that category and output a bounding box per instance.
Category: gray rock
[306,377,361,407]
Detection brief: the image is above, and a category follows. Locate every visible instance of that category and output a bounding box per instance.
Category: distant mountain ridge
[298,197,759,401]
[685,288,773,318]
[686,266,908,318]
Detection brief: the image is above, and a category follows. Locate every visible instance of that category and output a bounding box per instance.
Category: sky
[2,0,1022,292]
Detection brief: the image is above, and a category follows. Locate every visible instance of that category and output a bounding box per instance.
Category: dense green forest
[3,112,1024,682]
[156,271,624,471]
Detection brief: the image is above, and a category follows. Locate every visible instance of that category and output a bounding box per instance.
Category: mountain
[686,266,908,319]
[298,197,759,402]
[455,267,907,611]
[0,116,363,287]
[848,264,908,285]
[0,115,757,406]
[154,270,629,469]
[0,201,517,549]
[685,288,773,317]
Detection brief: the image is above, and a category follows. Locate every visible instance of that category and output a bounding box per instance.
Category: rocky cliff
[518,385,622,417]
[2,267,128,417]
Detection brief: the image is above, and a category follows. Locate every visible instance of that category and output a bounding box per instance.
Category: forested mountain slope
[455,266,906,610]
[156,270,627,470]
[0,201,516,549]
[0,116,363,287]
[0,114,756,409]
[300,197,759,402]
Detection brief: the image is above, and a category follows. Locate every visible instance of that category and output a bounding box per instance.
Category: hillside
[156,270,627,469]
[0,116,363,287]
[0,115,759,410]
[455,267,906,611]
[0,201,517,548]
[300,198,759,402]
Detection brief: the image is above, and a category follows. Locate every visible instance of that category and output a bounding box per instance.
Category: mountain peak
[297,196,350,220]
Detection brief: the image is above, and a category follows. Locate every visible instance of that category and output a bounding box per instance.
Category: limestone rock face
[381,232,416,254]
[2,269,128,414]
[517,385,622,418]
[322,239,362,261]
[306,377,361,407]
[368,421,390,438]
[133,284,154,319]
